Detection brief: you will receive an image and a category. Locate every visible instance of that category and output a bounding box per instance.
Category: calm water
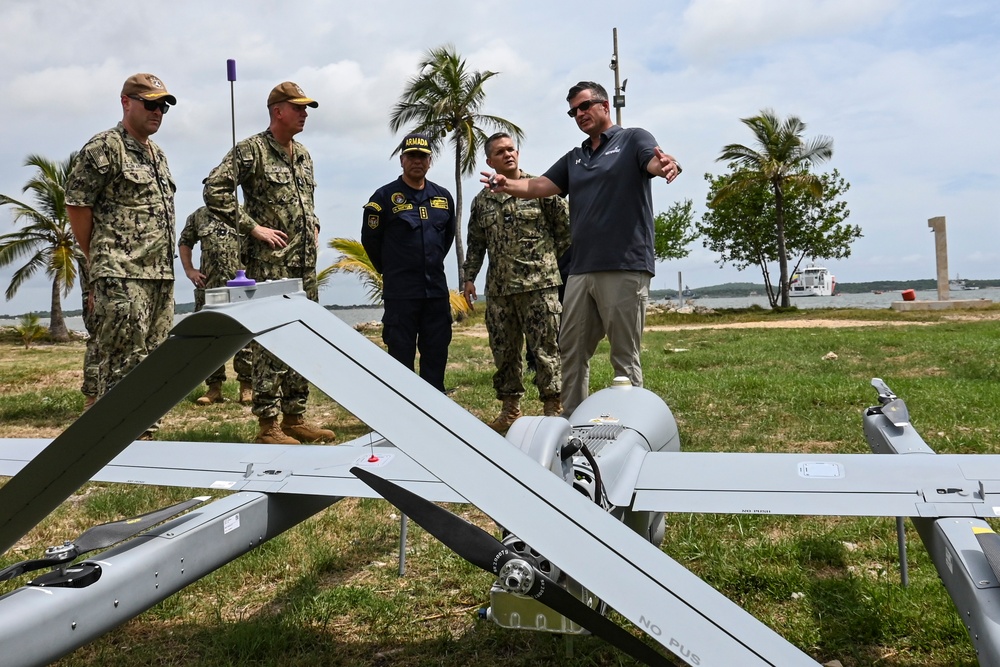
[4,289,997,332]
[662,286,1000,311]
[0,306,385,333]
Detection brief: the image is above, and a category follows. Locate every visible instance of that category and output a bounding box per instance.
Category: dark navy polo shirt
[543,125,658,276]
[361,176,455,299]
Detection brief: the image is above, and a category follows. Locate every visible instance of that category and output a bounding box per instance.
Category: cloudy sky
[1,0,998,316]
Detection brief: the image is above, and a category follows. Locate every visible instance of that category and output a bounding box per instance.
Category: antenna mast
[611,28,626,126]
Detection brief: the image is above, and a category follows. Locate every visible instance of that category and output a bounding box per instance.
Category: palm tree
[14,313,46,349]
[389,44,523,286]
[713,110,833,307]
[0,153,82,341]
[319,237,471,320]
[318,238,383,302]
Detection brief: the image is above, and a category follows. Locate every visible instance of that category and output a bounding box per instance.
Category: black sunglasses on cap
[128,95,170,114]
[567,98,605,118]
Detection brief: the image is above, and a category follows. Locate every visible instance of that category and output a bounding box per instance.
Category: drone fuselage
[488,383,681,634]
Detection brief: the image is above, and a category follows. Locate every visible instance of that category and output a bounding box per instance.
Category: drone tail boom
[0,491,336,667]
[864,382,1000,667]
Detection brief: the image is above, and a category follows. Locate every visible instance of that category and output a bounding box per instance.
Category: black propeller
[871,377,910,427]
[350,467,678,667]
[0,496,208,582]
[974,525,1000,584]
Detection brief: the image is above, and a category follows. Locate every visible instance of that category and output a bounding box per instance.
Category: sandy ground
[457,312,1000,338]
[644,318,933,332]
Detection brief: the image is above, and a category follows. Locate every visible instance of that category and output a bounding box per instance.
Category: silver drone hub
[497,558,535,595]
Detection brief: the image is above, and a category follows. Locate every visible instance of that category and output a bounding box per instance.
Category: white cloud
[678,0,901,61]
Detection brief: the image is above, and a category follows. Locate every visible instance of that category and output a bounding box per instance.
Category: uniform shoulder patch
[236,141,257,163]
[84,144,111,173]
[367,214,380,229]
[364,201,382,212]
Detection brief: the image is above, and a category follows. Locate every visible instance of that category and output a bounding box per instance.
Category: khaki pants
[559,271,649,415]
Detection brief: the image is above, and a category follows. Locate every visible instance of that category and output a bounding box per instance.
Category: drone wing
[243,295,820,666]
[0,436,463,503]
[630,450,1000,518]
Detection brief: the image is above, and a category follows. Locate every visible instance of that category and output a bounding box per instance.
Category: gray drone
[2,279,1000,667]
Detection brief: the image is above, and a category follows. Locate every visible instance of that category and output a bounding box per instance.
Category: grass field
[2,303,1000,666]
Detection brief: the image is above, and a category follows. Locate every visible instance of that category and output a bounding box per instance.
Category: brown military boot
[542,397,563,417]
[256,416,300,445]
[488,397,521,433]
[280,413,335,443]
[196,382,224,406]
[238,381,253,405]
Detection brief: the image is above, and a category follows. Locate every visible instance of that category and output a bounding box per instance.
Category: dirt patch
[0,425,65,438]
[459,318,942,338]
[645,319,937,332]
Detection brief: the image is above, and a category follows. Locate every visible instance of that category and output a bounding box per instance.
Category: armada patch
[364,201,382,212]
[367,214,379,229]
[403,135,430,152]
[391,192,406,206]
[429,197,449,210]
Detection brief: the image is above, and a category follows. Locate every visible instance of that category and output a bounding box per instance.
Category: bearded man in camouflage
[463,133,570,431]
[203,81,334,445]
[67,73,177,439]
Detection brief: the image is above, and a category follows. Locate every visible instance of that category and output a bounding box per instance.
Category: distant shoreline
[5,276,1000,319]
[0,302,379,320]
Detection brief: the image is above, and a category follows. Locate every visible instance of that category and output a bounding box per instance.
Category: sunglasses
[567,98,605,118]
[128,96,170,114]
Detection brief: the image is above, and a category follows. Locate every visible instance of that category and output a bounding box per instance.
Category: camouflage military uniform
[177,206,252,387]
[65,122,175,400]
[203,129,319,419]
[78,259,99,400]
[464,171,570,401]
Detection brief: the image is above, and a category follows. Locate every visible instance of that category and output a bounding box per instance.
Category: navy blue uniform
[362,176,455,391]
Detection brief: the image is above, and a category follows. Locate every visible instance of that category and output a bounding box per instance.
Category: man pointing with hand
[481,81,682,415]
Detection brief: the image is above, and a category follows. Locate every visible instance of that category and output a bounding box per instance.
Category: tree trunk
[453,137,466,288]
[774,181,790,308]
[758,256,779,308]
[48,278,70,342]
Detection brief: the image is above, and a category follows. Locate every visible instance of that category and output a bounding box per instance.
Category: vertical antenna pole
[226,59,254,286]
[612,28,623,126]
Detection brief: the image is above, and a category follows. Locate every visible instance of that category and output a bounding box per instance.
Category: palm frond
[449,289,472,321]
[321,238,383,304]
[0,152,78,311]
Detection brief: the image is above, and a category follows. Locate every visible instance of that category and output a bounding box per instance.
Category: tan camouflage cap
[267,81,318,108]
[121,73,176,105]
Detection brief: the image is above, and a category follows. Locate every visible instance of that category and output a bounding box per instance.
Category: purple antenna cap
[226,269,256,287]
[227,59,237,82]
